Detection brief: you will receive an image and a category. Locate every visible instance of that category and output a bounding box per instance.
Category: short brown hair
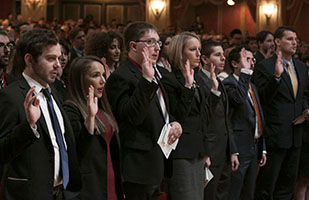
[123,22,157,52]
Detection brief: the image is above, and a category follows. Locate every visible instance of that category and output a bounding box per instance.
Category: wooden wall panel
[84,4,101,24]
[63,3,80,20]
[127,5,144,22]
[106,5,124,24]
[0,0,12,19]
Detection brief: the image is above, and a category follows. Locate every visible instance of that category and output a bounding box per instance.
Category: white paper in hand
[157,123,179,159]
[204,168,214,188]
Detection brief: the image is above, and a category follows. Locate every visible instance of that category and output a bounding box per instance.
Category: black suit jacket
[0,78,81,200]
[223,73,266,159]
[253,54,309,148]
[3,73,16,86]
[105,59,172,185]
[161,69,209,159]
[254,50,265,65]
[63,102,123,200]
[197,70,237,166]
[62,48,81,85]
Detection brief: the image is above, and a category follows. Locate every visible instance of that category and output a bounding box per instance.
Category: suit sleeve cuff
[211,88,221,97]
[30,124,40,139]
[240,68,253,75]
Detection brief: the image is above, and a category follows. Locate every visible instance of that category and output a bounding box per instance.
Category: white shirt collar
[233,73,239,81]
[22,72,51,95]
[201,68,211,78]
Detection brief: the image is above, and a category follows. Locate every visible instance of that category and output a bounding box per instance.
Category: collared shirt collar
[74,48,84,57]
[0,71,6,87]
[22,72,51,95]
[233,73,239,81]
[201,68,211,78]
[128,56,142,72]
[282,56,293,67]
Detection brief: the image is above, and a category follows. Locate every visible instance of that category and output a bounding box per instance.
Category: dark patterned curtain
[246,0,257,22]
[285,0,303,27]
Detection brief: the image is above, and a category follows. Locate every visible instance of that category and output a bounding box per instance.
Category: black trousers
[228,144,258,200]
[123,182,161,200]
[255,145,301,200]
[204,157,231,200]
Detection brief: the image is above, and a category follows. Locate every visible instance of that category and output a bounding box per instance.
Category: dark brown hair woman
[63,56,123,200]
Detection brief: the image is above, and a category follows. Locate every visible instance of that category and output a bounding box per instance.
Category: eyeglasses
[0,42,14,50]
[135,39,162,47]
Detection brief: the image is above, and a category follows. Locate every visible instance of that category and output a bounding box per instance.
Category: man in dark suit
[0,30,15,89]
[105,22,182,200]
[0,29,81,200]
[223,46,267,200]
[199,40,239,200]
[255,30,275,64]
[62,28,85,84]
[253,26,309,200]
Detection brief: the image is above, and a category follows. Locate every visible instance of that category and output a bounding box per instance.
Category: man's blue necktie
[42,88,69,189]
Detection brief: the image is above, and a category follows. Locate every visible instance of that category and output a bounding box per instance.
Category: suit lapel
[127,59,167,121]
[198,71,212,91]
[127,60,143,81]
[293,59,305,100]
[18,78,52,136]
[281,69,295,98]
[251,83,264,124]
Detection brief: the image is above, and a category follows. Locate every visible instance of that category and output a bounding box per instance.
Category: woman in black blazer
[63,56,123,200]
[162,32,210,200]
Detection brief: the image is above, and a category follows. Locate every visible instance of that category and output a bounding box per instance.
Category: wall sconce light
[151,0,166,19]
[26,0,42,9]
[263,3,275,25]
[263,3,275,19]
[227,0,235,6]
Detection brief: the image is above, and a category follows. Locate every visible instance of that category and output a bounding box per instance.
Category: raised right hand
[84,85,98,134]
[274,50,284,78]
[141,47,155,82]
[239,48,251,70]
[24,86,41,128]
[209,63,219,91]
[87,85,98,118]
[182,59,194,88]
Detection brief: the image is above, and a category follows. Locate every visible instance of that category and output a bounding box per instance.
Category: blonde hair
[168,32,200,71]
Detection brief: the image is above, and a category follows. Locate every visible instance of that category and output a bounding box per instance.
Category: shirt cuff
[263,150,267,154]
[31,124,40,139]
[240,68,253,75]
[232,153,239,156]
[211,88,221,97]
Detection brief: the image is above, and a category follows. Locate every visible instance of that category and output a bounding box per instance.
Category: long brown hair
[67,56,118,134]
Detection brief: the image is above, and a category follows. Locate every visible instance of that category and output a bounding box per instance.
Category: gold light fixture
[263,3,275,19]
[263,3,275,25]
[151,0,166,19]
[227,0,235,6]
[26,0,42,9]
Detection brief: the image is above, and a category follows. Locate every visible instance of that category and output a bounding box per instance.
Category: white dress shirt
[23,73,67,186]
